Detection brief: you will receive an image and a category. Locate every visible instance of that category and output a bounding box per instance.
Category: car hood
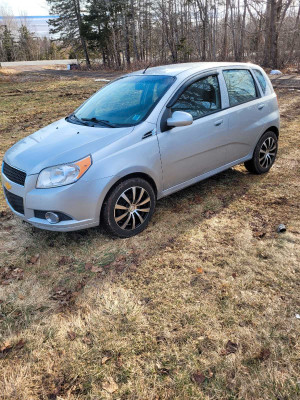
[4,118,134,175]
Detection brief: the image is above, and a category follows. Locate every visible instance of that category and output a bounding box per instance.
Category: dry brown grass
[0,77,299,400]
[0,68,18,75]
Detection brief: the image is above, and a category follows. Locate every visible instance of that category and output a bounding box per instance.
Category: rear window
[223,69,258,106]
[253,69,267,93]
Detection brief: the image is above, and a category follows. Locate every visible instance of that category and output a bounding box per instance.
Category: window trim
[166,72,221,108]
[252,68,267,95]
[222,68,261,109]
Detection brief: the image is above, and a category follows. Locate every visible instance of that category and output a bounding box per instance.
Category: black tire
[102,177,156,238]
[244,131,278,174]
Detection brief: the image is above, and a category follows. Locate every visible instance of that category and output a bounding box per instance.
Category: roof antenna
[143,63,151,74]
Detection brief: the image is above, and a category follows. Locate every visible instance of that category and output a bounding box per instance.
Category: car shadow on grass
[27,166,255,248]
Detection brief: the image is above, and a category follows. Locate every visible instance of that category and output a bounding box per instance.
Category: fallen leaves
[253,231,266,239]
[191,371,206,385]
[73,280,86,294]
[203,210,215,219]
[84,255,128,274]
[250,212,268,239]
[84,263,103,273]
[82,332,93,346]
[221,340,239,355]
[50,279,86,308]
[255,347,271,361]
[193,194,202,203]
[101,355,111,365]
[0,338,26,356]
[84,262,93,271]
[155,362,171,375]
[0,266,24,285]
[191,369,214,386]
[28,254,40,264]
[102,377,118,394]
[0,210,12,220]
[67,331,76,341]
[58,256,73,266]
[0,342,14,354]
[50,287,73,303]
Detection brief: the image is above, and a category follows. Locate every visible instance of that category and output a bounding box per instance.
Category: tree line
[0,23,60,62]
[1,1,299,68]
[47,0,300,69]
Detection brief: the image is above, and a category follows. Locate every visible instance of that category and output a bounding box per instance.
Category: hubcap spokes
[114,186,151,230]
[259,137,277,168]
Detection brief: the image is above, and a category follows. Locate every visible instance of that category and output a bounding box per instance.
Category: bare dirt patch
[0,77,299,399]
[0,64,122,83]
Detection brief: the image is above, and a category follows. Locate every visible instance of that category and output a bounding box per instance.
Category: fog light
[45,212,60,224]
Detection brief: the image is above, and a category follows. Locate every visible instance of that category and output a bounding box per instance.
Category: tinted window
[172,75,221,119]
[253,69,267,93]
[74,75,175,127]
[223,69,258,106]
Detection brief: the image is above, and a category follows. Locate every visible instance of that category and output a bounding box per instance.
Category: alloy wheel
[259,137,277,168]
[114,186,151,230]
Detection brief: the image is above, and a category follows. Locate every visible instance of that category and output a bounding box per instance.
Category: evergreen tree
[17,25,35,61]
[1,25,15,61]
[47,0,91,66]
[84,0,133,68]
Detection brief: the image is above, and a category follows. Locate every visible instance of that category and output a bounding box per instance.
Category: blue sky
[0,0,50,16]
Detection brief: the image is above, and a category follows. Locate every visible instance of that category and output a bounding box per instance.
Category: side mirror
[167,111,193,128]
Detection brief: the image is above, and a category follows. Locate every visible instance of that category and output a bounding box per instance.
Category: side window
[171,75,221,120]
[223,69,258,106]
[253,69,267,94]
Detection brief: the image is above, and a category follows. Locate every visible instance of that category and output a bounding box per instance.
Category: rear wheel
[102,178,156,238]
[244,131,278,174]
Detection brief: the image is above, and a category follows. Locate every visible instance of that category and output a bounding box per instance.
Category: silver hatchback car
[2,62,279,237]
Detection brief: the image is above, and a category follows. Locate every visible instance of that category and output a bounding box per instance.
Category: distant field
[0,76,299,399]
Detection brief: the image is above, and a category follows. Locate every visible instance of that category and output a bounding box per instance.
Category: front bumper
[1,169,112,232]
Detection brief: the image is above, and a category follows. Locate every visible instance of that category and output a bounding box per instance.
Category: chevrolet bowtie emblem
[4,181,12,190]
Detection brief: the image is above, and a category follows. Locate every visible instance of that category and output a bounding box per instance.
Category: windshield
[72,75,175,127]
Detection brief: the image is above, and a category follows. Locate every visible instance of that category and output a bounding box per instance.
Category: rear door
[219,68,268,162]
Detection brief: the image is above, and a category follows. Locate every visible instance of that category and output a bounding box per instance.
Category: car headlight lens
[36,155,92,188]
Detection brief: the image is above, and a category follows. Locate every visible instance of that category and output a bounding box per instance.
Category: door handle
[258,104,265,110]
[214,119,223,126]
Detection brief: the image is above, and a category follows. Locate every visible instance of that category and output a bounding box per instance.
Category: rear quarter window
[223,69,258,107]
[253,69,267,94]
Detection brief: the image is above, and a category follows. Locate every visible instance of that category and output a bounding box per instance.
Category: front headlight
[36,155,92,188]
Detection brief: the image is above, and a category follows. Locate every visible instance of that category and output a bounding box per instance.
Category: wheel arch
[265,126,279,138]
[99,172,158,218]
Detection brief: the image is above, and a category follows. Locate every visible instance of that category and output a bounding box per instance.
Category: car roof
[129,62,258,77]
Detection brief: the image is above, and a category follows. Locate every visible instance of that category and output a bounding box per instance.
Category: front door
[157,74,229,190]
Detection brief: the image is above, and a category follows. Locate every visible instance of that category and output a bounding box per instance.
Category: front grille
[3,162,26,186]
[4,188,24,214]
[34,210,72,221]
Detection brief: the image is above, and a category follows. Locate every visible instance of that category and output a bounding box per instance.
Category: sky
[0,0,50,16]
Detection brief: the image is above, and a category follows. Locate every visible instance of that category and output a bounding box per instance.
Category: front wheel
[244,131,278,174]
[102,178,156,238]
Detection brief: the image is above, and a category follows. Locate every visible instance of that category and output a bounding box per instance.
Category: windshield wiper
[67,113,90,126]
[81,117,116,128]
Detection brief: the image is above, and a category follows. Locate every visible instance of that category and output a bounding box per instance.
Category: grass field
[0,75,299,400]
